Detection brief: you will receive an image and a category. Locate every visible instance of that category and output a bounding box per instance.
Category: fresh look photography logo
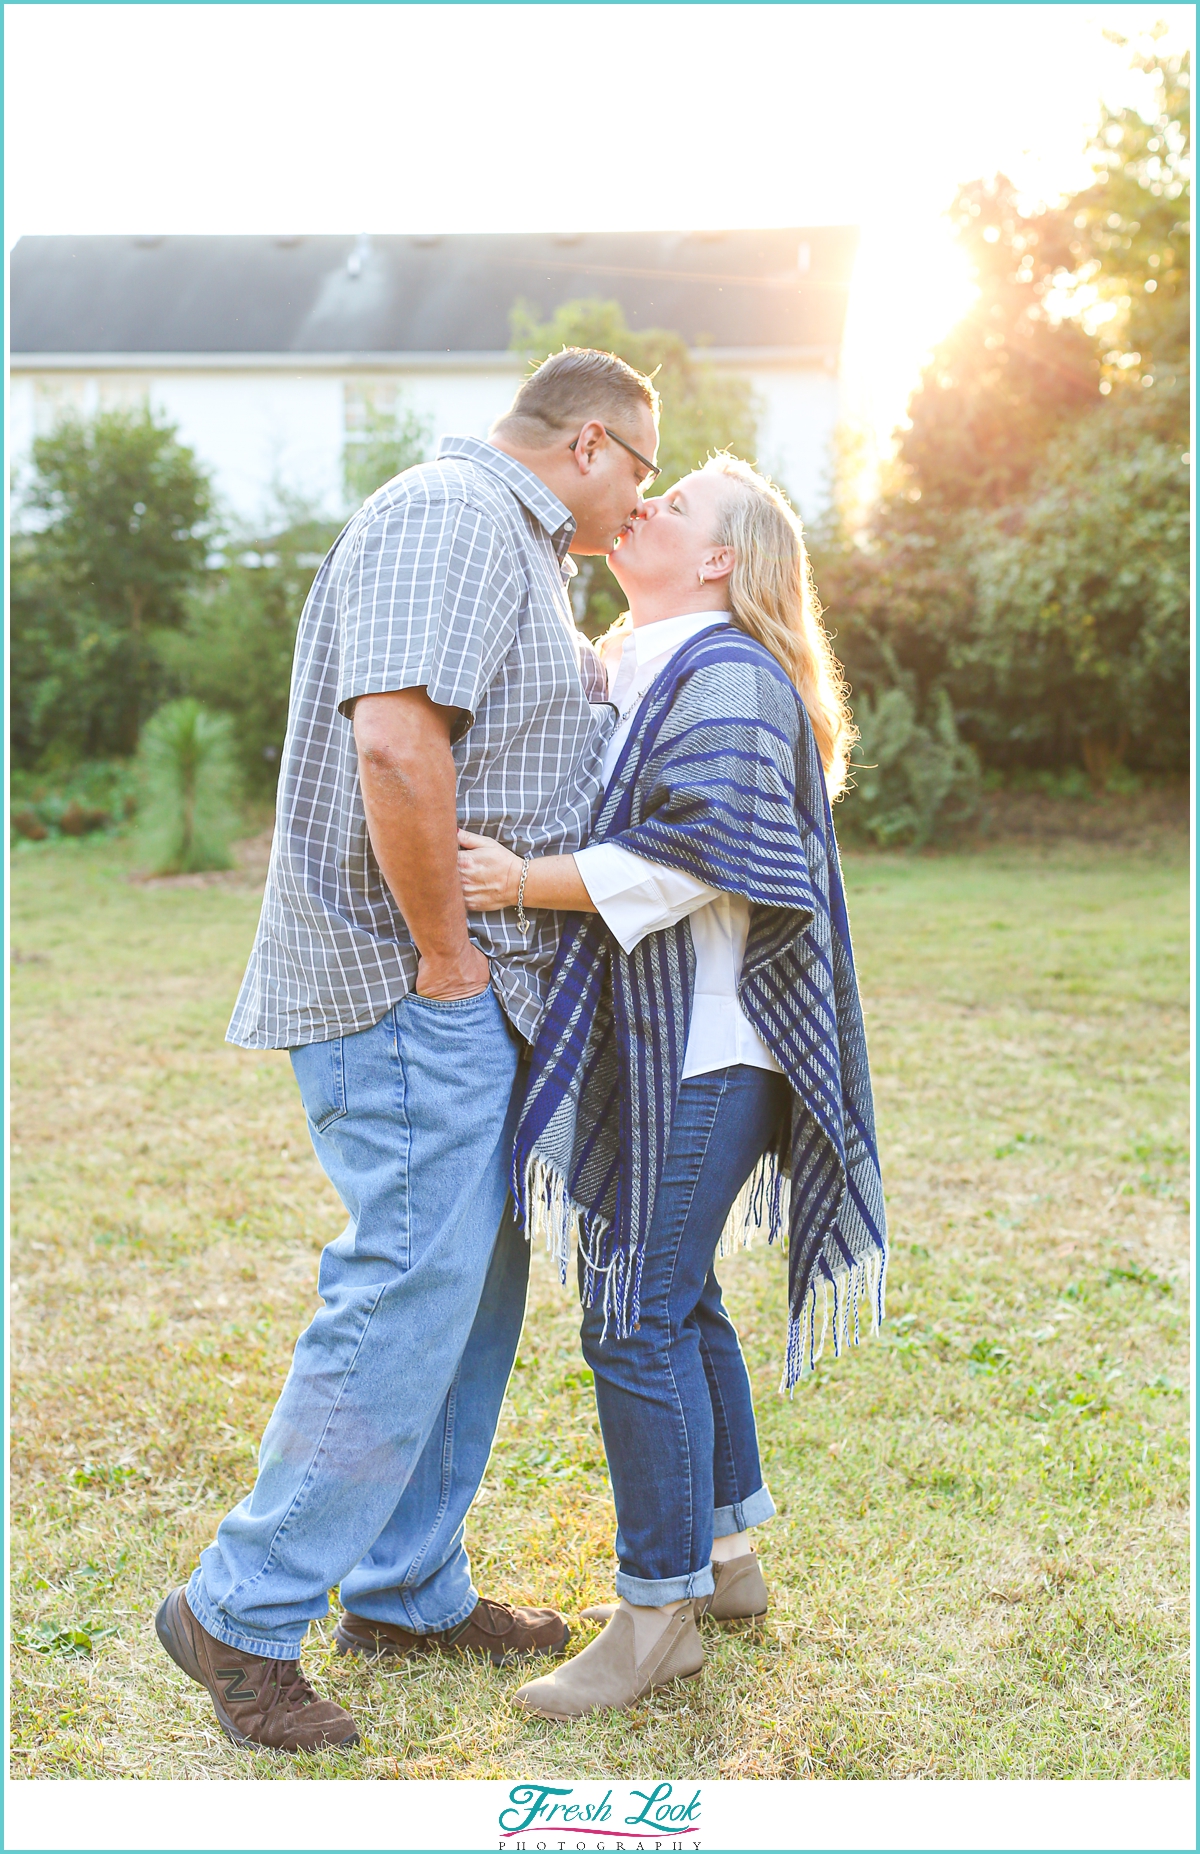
[499,1781,703,1848]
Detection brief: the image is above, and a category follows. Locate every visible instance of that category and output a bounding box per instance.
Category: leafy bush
[818,388,1189,785]
[11,406,213,767]
[839,683,981,848]
[135,701,239,875]
[10,760,138,844]
[956,399,1190,778]
[157,505,341,792]
[1006,766,1100,801]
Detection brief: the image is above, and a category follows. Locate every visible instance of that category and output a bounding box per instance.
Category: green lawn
[9,827,1190,1779]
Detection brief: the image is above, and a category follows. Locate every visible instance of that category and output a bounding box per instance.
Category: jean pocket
[290,1036,347,1131]
[406,984,494,1014]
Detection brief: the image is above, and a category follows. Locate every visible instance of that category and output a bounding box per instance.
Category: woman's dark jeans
[581,1064,786,1605]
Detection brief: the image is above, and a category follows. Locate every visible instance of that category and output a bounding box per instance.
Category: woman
[458,454,887,1720]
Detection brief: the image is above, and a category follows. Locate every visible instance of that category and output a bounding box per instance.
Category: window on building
[341,381,432,506]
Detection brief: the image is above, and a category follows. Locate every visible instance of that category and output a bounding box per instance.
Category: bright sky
[5,2,1192,452]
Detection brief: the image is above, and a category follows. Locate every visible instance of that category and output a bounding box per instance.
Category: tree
[811,174,1105,762]
[1067,33,1190,389]
[11,405,213,764]
[510,298,761,634]
[157,501,342,793]
[812,31,1190,783]
[342,393,432,508]
[892,176,1101,514]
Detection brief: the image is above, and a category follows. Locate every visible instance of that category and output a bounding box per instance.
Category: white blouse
[574,612,782,1081]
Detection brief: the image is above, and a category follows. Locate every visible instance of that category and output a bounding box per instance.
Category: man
[155,348,661,1752]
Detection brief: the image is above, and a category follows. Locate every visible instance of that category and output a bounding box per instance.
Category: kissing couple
[154,346,887,1751]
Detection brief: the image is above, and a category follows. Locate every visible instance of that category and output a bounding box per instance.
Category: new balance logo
[216,1665,257,1704]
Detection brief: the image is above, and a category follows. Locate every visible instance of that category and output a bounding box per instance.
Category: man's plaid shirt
[228,437,612,1050]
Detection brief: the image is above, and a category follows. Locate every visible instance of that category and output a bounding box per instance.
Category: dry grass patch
[9,829,1189,1779]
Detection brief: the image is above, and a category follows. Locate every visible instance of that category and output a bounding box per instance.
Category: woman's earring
[698,570,706,585]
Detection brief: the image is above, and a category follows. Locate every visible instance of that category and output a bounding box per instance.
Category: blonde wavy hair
[701,453,855,799]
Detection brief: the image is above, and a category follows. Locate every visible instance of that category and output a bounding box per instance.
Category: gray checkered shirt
[228,436,612,1050]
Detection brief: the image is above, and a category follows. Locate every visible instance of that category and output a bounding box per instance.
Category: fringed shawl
[512,624,887,1387]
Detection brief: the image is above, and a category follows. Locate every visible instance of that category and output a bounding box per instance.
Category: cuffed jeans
[582,1064,785,1606]
[188,987,526,1660]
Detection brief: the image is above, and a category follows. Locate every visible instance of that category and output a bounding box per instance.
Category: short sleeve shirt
[227,437,612,1050]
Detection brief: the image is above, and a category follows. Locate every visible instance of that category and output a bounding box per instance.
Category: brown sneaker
[154,1585,359,1752]
[334,1595,569,1668]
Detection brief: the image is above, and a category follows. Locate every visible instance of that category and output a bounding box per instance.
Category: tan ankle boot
[695,1551,769,1622]
[582,1552,770,1630]
[513,1605,704,1720]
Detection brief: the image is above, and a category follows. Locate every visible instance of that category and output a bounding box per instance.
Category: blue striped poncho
[512,623,887,1387]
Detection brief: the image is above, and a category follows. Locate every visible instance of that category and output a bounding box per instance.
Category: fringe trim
[520,1151,624,1341]
[521,1147,888,1390]
[782,1241,889,1391]
[522,1150,583,1287]
[718,1145,790,1258]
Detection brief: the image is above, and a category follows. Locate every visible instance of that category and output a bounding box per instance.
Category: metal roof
[10,229,858,360]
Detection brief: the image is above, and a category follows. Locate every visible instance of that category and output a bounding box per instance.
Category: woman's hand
[458,833,598,916]
[457,829,522,911]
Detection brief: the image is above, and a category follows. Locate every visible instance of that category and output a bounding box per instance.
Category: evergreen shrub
[135,701,239,875]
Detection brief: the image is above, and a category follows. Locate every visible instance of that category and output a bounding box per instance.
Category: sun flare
[841,219,979,485]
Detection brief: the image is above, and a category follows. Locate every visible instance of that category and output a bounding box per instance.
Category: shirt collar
[437,435,576,558]
[630,610,732,668]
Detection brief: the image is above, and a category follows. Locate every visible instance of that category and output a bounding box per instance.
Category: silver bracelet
[515,853,533,935]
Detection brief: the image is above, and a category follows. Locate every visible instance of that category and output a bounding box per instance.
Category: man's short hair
[492,347,660,445]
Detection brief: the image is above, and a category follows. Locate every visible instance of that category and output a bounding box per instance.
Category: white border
[5,10,1196,1852]
[2,1776,1198,1853]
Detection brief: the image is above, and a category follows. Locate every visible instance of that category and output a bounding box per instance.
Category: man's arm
[353,687,490,1001]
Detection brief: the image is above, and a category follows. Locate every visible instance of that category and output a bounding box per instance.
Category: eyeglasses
[569,425,661,490]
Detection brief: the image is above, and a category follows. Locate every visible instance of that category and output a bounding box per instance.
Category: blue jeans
[188,987,526,1660]
[582,1065,785,1605]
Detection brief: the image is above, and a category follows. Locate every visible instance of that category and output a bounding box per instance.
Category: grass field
[9,825,1191,1780]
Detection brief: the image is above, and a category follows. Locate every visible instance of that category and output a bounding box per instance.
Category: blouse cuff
[575,843,723,954]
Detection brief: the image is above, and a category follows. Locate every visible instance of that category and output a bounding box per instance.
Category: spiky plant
[135,699,239,875]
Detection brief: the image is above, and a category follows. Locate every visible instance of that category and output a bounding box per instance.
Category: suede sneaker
[155,1585,359,1752]
[335,1596,569,1668]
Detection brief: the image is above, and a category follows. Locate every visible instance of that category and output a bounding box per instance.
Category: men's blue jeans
[188,987,525,1660]
[581,1064,785,1606]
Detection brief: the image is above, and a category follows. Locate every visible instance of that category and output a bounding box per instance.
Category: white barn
[10,229,857,526]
